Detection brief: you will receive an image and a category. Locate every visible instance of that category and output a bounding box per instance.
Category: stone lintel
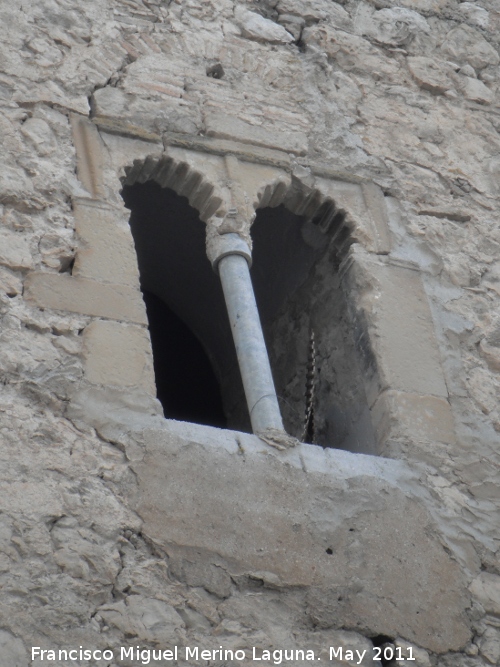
[92,116,162,144]
[205,111,308,156]
[24,273,147,324]
[163,132,292,170]
[308,164,368,184]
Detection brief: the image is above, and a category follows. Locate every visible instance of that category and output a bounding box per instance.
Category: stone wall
[1,1,500,666]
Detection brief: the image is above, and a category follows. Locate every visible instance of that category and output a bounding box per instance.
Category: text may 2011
[31,644,416,665]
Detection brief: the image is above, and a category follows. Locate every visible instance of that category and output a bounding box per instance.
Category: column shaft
[218,253,284,434]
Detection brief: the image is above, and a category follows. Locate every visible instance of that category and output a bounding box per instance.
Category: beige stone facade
[1,1,500,666]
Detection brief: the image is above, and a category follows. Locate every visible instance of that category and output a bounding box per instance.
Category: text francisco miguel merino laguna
[32,644,417,664]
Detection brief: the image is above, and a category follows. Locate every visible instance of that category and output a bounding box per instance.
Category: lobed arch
[122,150,352,247]
[122,154,224,223]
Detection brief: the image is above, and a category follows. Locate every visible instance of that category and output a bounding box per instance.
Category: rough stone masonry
[1,1,500,666]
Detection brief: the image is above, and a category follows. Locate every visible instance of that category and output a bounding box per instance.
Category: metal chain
[301,328,316,443]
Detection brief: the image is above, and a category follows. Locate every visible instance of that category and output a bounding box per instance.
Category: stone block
[92,85,202,139]
[162,132,292,170]
[93,116,162,143]
[13,82,89,115]
[72,198,140,287]
[130,427,471,653]
[345,251,448,404]
[70,115,106,198]
[99,595,184,645]
[0,629,28,667]
[371,390,456,450]
[440,24,499,70]
[83,320,155,394]
[361,182,392,254]
[458,2,489,29]
[0,266,22,296]
[457,75,494,104]
[469,573,500,615]
[278,0,353,28]
[24,273,147,324]
[205,112,308,155]
[277,14,304,42]
[479,339,500,372]
[21,117,57,157]
[356,6,429,47]
[67,385,163,451]
[0,228,33,270]
[387,0,448,10]
[235,8,294,44]
[407,56,454,95]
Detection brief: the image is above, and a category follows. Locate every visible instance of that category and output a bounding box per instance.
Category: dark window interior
[141,290,226,428]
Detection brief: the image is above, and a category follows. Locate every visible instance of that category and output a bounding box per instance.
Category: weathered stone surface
[70,115,106,199]
[276,0,332,23]
[205,111,308,155]
[99,595,185,644]
[458,2,490,30]
[302,24,401,78]
[39,231,74,271]
[1,0,500,661]
[162,132,292,168]
[365,0,448,10]
[345,250,449,404]
[360,182,392,253]
[131,427,471,653]
[408,56,454,94]
[396,639,431,667]
[92,84,198,139]
[0,630,28,667]
[456,75,494,104]
[479,625,500,665]
[469,573,500,615]
[67,383,163,432]
[72,199,140,287]
[20,117,57,157]
[0,228,33,270]
[13,82,90,115]
[371,389,456,452]
[0,165,37,210]
[277,14,304,41]
[357,7,430,47]
[83,320,155,393]
[440,24,500,70]
[235,8,294,44]
[24,273,147,324]
[479,339,500,372]
[0,266,23,296]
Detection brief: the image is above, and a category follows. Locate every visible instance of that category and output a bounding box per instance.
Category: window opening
[123,177,376,453]
[251,204,377,453]
[122,181,248,431]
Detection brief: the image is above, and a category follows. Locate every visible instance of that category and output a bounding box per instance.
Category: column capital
[206,231,252,272]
